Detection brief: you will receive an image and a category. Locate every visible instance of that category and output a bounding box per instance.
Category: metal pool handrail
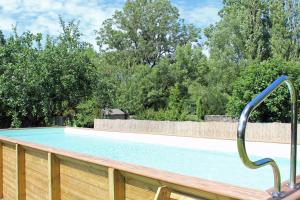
[237,75,298,197]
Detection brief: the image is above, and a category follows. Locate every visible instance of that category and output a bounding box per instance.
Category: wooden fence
[94,119,300,144]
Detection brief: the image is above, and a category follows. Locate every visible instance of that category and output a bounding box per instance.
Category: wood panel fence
[94,119,300,144]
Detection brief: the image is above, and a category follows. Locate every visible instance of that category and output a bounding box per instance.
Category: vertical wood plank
[48,152,60,200]
[0,143,2,198]
[108,168,125,200]
[154,186,171,200]
[16,144,25,200]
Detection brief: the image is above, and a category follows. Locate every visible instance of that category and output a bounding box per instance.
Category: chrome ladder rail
[237,75,298,198]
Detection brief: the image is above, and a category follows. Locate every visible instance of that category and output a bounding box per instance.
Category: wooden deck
[0,135,299,200]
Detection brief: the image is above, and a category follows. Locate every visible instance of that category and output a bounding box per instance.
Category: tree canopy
[97,0,200,67]
[0,0,299,128]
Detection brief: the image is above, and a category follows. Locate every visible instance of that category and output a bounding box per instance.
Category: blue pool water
[0,128,298,190]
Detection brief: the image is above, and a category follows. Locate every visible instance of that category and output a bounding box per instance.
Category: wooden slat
[16,144,25,200]
[0,143,3,198]
[59,158,107,188]
[170,192,205,200]
[48,152,61,200]
[3,143,16,200]
[25,167,48,199]
[25,148,48,175]
[109,168,125,200]
[60,177,106,200]
[60,158,108,200]
[24,148,49,200]
[124,175,157,200]
[154,186,171,200]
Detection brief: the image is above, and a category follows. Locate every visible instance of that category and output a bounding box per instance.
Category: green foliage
[174,44,208,84]
[270,1,300,60]
[0,31,45,127]
[97,0,200,67]
[135,108,187,121]
[209,0,271,62]
[203,0,300,121]
[0,30,5,46]
[227,58,300,122]
[135,109,170,121]
[206,0,300,64]
[0,19,94,127]
[114,65,151,113]
[1,0,300,126]
[167,83,188,119]
[196,97,204,120]
[75,98,100,127]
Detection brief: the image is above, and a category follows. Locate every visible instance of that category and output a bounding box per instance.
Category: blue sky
[0,0,223,48]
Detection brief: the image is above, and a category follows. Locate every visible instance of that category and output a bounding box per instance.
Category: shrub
[226,58,300,122]
[135,108,188,121]
[75,98,100,127]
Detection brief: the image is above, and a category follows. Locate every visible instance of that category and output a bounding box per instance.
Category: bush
[135,109,188,121]
[196,97,204,120]
[75,98,100,127]
[226,59,300,122]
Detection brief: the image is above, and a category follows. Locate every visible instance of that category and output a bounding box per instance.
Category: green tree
[166,83,188,120]
[97,0,200,67]
[174,44,208,84]
[75,98,100,127]
[203,0,300,118]
[40,19,94,122]
[269,0,300,60]
[206,0,271,65]
[226,58,300,122]
[0,30,5,46]
[196,96,204,120]
[0,19,95,127]
[0,30,45,127]
[114,64,150,113]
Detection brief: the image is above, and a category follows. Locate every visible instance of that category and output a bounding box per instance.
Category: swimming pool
[0,127,298,191]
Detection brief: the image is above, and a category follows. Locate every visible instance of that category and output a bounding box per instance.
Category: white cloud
[22,0,63,13]
[0,0,121,48]
[0,17,16,31]
[28,15,60,35]
[0,0,21,11]
[0,0,221,49]
[179,6,220,27]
